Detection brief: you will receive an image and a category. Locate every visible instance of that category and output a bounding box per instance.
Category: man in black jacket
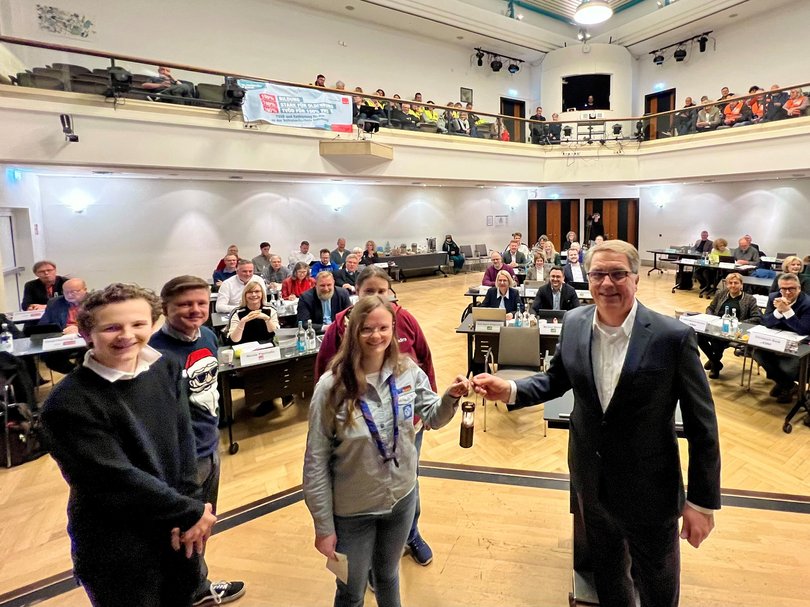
[531,267,580,313]
[297,271,351,332]
[21,260,67,310]
[334,254,361,293]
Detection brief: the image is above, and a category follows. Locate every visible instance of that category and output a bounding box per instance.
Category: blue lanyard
[357,375,399,468]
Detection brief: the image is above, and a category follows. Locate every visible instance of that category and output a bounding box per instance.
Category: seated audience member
[314,74,326,87]
[698,273,761,378]
[334,254,361,293]
[753,273,810,403]
[481,271,522,320]
[39,278,88,374]
[41,283,215,607]
[482,252,516,286]
[548,113,562,142]
[297,271,351,332]
[784,88,808,117]
[673,97,697,135]
[213,254,238,287]
[214,245,239,273]
[541,241,562,266]
[531,266,580,313]
[743,234,762,254]
[466,103,483,137]
[769,257,810,294]
[215,259,266,314]
[330,238,350,267]
[529,106,546,144]
[692,230,713,254]
[360,240,380,265]
[421,102,443,132]
[251,242,273,277]
[504,232,532,258]
[593,235,605,246]
[442,234,465,273]
[561,231,578,251]
[717,86,734,112]
[733,237,760,266]
[390,102,420,129]
[762,85,789,122]
[0,314,38,397]
[744,86,766,125]
[698,237,731,298]
[310,248,339,277]
[502,240,527,269]
[262,254,289,292]
[226,281,279,345]
[21,260,67,310]
[563,248,588,284]
[141,66,195,99]
[531,234,549,253]
[281,262,316,300]
[695,96,722,132]
[692,230,714,294]
[718,95,753,129]
[583,95,596,109]
[148,275,246,605]
[289,241,314,270]
[334,80,345,91]
[526,252,548,282]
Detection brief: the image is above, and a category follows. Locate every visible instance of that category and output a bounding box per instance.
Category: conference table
[217,328,318,454]
[465,286,592,307]
[741,275,773,293]
[646,248,702,275]
[542,391,685,606]
[671,258,757,293]
[681,317,810,433]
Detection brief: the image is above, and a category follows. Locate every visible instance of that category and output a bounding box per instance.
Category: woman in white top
[525,252,547,282]
[304,296,468,607]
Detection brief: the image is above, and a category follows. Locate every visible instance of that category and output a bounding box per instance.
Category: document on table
[747,325,808,342]
[326,552,348,584]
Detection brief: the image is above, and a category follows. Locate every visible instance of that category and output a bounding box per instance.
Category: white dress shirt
[570,263,585,283]
[289,249,314,269]
[591,300,638,412]
[215,275,267,314]
[83,345,161,382]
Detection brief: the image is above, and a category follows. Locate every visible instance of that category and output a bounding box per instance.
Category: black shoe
[776,386,798,404]
[193,581,246,606]
[769,384,783,398]
[253,400,275,417]
[708,361,722,379]
[37,376,50,386]
[704,360,712,370]
[281,394,295,409]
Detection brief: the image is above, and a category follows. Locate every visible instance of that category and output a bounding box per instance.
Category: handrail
[2,266,25,277]
[1,35,808,134]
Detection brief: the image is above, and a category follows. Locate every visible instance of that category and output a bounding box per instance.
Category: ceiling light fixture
[490,58,503,72]
[653,52,664,65]
[508,63,520,74]
[475,49,484,67]
[577,28,591,41]
[574,0,613,25]
[474,47,523,74]
[673,46,687,62]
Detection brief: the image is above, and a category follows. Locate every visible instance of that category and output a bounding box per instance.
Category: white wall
[638,180,810,259]
[35,176,527,291]
[633,2,808,114]
[0,0,536,117]
[541,43,634,117]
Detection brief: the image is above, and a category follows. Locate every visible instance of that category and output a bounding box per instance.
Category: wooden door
[500,97,526,143]
[584,199,638,246]
[528,199,580,250]
[644,88,675,140]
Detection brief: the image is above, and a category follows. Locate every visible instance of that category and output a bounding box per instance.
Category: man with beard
[297,271,351,332]
[149,275,246,606]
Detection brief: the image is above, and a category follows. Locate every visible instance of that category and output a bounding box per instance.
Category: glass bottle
[459,401,475,448]
[0,323,13,353]
[305,319,317,351]
[296,321,306,353]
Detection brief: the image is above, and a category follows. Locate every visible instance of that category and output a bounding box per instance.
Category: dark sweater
[21,276,67,310]
[41,358,203,543]
[149,326,221,459]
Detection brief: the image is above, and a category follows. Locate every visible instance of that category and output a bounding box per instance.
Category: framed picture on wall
[486,215,494,226]
[460,87,473,104]
[495,215,508,226]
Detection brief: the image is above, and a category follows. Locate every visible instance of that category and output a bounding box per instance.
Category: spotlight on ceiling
[577,28,591,41]
[653,52,664,65]
[490,58,503,72]
[107,66,132,96]
[475,49,484,67]
[574,0,613,25]
[673,47,687,62]
[508,63,520,74]
[612,123,622,136]
[698,35,708,53]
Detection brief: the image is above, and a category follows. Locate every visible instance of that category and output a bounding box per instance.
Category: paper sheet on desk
[747,325,808,342]
[327,552,349,584]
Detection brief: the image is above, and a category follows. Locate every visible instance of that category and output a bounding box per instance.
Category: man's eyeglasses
[779,286,799,293]
[587,270,633,284]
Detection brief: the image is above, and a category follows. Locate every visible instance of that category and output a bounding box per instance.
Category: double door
[528,199,580,252]
[584,199,638,246]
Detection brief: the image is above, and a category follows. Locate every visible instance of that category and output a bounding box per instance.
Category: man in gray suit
[472,240,721,607]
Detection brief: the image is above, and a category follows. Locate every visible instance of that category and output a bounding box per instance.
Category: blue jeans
[407,428,424,543]
[333,488,417,607]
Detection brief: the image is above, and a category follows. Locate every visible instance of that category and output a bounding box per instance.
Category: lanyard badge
[358,375,400,467]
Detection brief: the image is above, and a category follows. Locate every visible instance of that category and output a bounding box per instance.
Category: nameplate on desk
[523,288,538,298]
[538,324,562,336]
[475,321,501,333]
[374,263,390,269]
[678,313,718,333]
[718,262,736,269]
[679,259,696,266]
[42,335,86,351]
[747,331,790,353]
[575,290,590,300]
[241,346,281,366]
[11,310,44,321]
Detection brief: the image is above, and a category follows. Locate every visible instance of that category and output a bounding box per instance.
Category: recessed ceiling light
[92,170,113,175]
[168,173,179,176]
[229,175,243,180]
[331,178,343,182]
[345,4,355,10]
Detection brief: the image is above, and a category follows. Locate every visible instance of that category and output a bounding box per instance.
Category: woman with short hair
[226,280,278,344]
[281,261,316,300]
[42,283,215,607]
[526,252,547,282]
[481,270,522,320]
[769,256,810,294]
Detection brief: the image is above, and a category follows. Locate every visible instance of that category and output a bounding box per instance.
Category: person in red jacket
[315,265,437,566]
[281,262,316,300]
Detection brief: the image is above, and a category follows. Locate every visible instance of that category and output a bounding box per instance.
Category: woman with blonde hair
[226,280,278,344]
[481,269,522,319]
[360,240,380,266]
[541,240,561,265]
[304,296,468,607]
[769,256,810,294]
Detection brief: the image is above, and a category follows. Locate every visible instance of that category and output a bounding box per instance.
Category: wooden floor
[2,268,810,606]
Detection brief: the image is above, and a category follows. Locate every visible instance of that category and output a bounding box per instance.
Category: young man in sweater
[149,275,245,607]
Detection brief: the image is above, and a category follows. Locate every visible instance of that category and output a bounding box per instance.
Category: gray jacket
[303,360,459,536]
[705,291,761,323]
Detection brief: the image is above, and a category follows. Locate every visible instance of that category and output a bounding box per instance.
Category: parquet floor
[2,268,809,606]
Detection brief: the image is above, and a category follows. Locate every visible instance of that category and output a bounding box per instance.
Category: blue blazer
[762,292,810,334]
[481,287,523,315]
[297,287,352,332]
[511,303,721,525]
[39,296,73,329]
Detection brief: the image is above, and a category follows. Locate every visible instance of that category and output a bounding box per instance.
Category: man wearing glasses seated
[754,273,810,403]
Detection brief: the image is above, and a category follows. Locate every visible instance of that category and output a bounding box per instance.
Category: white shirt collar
[593,299,638,339]
[83,345,162,382]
